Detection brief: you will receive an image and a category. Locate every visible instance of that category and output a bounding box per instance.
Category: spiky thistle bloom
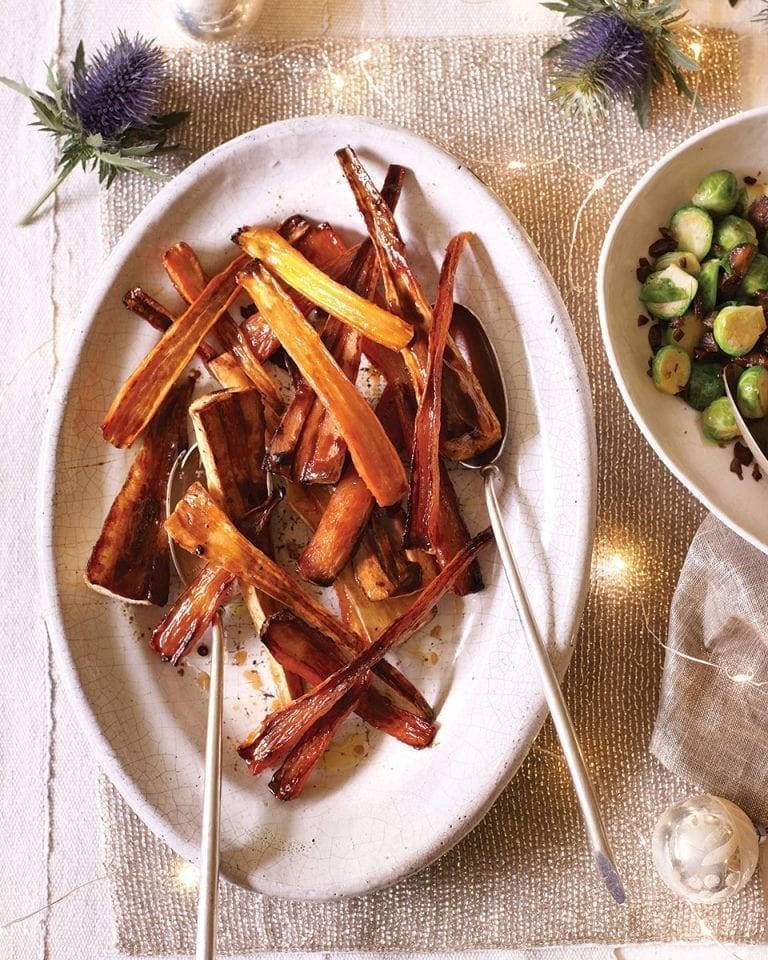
[542,0,700,128]
[0,33,188,225]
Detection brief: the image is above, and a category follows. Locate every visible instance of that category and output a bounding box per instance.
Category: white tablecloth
[3,1,767,957]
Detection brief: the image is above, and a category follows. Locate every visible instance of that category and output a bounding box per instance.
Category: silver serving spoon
[722,363,768,474]
[167,444,225,960]
[452,304,626,905]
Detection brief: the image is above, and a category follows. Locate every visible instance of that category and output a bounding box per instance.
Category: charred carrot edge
[233,226,414,351]
[405,234,469,551]
[268,681,365,800]
[102,255,249,448]
[237,527,492,773]
[262,612,436,749]
[297,466,374,586]
[165,483,434,723]
[122,288,217,365]
[352,508,423,601]
[85,376,194,605]
[164,243,282,411]
[239,265,408,507]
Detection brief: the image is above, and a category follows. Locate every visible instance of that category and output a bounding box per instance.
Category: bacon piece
[237,528,493,773]
[405,234,468,550]
[85,376,194,605]
[233,226,414,351]
[336,146,501,461]
[165,483,433,721]
[102,255,248,448]
[238,264,408,507]
[268,681,364,800]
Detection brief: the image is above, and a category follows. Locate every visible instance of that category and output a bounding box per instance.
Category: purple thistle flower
[68,32,167,139]
[557,12,650,100]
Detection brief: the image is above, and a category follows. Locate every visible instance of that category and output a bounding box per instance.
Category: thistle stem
[18,161,78,226]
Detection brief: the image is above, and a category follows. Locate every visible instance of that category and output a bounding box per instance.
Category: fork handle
[481,465,625,905]
[196,610,224,959]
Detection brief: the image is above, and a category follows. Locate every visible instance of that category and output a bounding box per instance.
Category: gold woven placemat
[99,32,765,953]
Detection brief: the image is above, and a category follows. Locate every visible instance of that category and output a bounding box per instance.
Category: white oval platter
[39,115,595,900]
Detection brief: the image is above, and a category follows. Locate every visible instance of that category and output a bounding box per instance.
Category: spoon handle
[196,611,224,959]
[481,466,626,905]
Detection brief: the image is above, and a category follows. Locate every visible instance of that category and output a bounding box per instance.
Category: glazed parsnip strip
[233,226,414,351]
[102,255,249,448]
[239,264,408,507]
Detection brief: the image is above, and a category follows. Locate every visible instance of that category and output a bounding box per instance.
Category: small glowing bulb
[330,73,345,91]
[507,160,526,171]
[175,861,200,890]
[592,173,609,191]
[606,552,628,573]
[690,41,703,61]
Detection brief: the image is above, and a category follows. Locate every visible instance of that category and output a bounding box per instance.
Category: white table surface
[2,1,767,958]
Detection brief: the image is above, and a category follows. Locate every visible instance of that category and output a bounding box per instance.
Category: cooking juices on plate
[84,147,502,801]
[638,168,768,473]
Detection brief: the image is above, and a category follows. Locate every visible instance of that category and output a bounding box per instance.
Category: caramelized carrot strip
[405,234,469,550]
[122,288,217,364]
[165,483,433,721]
[237,527,493,773]
[268,681,364,800]
[234,227,414,351]
[239,264,408,507]
[85,376,194,605]
[102,255,249,448]
[262,613,435,749]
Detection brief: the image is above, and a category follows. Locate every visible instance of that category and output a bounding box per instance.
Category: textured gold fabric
[100,32,765,953]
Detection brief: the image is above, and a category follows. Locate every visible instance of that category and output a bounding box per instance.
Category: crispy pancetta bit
[238,264,408,507]
[102,254,249,448]
[165,483,435,725]
[85,375,194,605]
[237,527,493,775]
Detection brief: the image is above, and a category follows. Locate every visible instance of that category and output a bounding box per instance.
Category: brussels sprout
[685,362,726,411]
[664,311,704,356]
[691,170,739,216]
[736,366,768,418]
[652,344,691,395]
[740,253,768,296]
[713,304,766,356]
[713,215,758,253]
[654,250,701,276]
[639,264,698,319]
[736,182,768,217]
[702,396,740,442]
[697,258,720,314]
[669,206,714,260]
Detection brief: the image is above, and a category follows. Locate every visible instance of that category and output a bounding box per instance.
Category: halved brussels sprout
[654,250,701,276]
[652,344,691,395]
[702,396,740,442]
[697,258,720,314]
[663,311,704,356]
[685,362,725,411]
[736,366,768,418]
[691,170,739,216]
[740,253,768,296]
[669,206,714,261]
[713,215,758,253]
[736,182,768,217]
[712,304,766,356]
[639,264,698,319]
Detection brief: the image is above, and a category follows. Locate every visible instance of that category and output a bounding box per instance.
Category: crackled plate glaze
[599,107,768,554]
[39,116,595,900]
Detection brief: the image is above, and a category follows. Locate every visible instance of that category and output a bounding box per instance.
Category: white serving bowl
[598,107,768,554]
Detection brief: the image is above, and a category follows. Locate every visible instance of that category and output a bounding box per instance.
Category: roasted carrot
[102,255,248,448]
[239,264,408,507]
[86,375,194,605]
[405,234,469,550]
[122,287,217,364]
[237,527,493,773]
[234,226,414,351]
